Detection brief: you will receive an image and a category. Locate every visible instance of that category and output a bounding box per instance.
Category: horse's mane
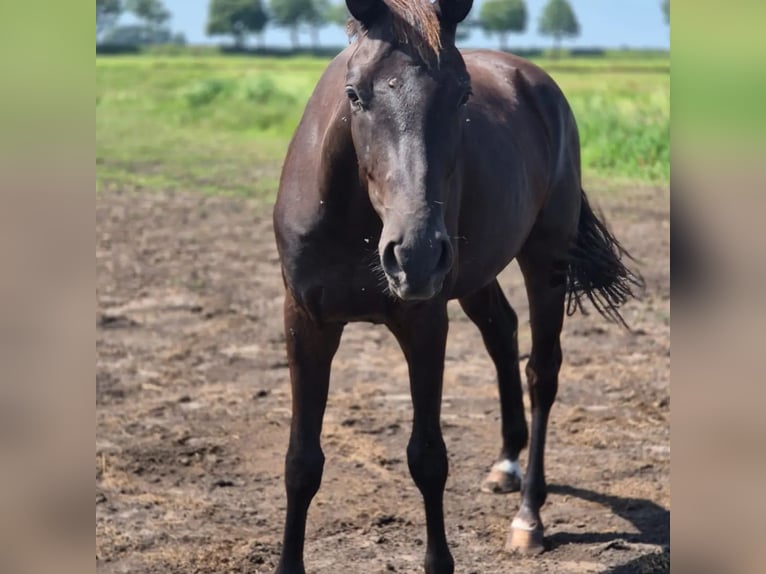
[347,0,442,64]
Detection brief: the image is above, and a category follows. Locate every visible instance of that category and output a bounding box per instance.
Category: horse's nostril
[382,241,401,275]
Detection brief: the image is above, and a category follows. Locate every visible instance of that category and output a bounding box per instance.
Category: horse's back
[468,51,583,241]
[461,49,579,190]
[449,50,582,295]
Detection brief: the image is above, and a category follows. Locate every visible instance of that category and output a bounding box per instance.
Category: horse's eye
[345,86,362,109]
[460,89,472,107]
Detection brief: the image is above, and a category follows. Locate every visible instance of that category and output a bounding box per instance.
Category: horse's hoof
[480,460,522,494]
[481,468,522,494]
[506,515,545,555]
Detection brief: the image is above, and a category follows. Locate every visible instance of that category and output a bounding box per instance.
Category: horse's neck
[316,99,362,202]
[310,101,382,239]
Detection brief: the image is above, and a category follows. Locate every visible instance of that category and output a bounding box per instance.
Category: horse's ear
[345,0,383,28]
[435,0,473,26]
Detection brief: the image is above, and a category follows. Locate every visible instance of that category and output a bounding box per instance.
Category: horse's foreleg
[388,303,453,574]
[275,292,343,574]
[508,253,567,555]
[459,280,528,494]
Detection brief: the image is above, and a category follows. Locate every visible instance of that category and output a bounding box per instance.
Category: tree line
[97,0,187,45]
[97,0,669,52]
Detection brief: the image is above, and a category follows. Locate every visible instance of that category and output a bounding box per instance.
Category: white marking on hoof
[482,459,523,494]
[492,459,523,479]
[511,516,539,531]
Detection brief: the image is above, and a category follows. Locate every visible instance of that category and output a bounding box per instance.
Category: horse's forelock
[348,0,443,65]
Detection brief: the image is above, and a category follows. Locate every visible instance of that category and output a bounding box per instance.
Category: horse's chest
[281,235,389,324]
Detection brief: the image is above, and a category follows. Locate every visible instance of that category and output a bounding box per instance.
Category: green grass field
[96,53,669,198]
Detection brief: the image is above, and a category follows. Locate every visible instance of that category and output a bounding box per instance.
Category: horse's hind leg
[275,292,343,574]
[506,245,568,555]
[459,280,528,494]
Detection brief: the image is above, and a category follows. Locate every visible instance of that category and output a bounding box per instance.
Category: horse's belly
[448,196,537,297]
[449,249,519,299]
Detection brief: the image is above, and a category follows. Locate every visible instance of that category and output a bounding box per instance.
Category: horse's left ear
[346,0,383,28]
[435,0,473,27]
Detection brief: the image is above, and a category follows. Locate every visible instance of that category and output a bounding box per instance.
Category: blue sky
[160,0,669,49]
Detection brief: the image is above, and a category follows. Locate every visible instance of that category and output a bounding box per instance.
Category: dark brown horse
[272,1,640,572]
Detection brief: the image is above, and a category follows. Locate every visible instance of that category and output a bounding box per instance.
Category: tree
[125,0,170,32]
[97,0,123,40]
[207,0,269,48]
[306,0,330,48]
[454,22,471,44]
[269,0,316,49]
[478,0,527,51]
[102,24,173,45]
[538,0,579,57]
[661,0,669,25]
[325,1,349,28]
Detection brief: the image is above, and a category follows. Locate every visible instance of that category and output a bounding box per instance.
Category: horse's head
[344,0,473,301]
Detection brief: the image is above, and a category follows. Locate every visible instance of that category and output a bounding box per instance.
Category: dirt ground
[96,185,669,574]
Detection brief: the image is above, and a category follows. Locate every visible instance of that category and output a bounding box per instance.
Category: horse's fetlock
[424,549,455,574]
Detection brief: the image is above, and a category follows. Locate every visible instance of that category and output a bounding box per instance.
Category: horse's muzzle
[380,232,453,300]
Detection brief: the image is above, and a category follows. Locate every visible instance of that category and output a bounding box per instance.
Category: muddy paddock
[96,185,669,573]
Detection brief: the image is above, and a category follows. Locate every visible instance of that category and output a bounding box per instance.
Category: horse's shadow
[546,483,669,572]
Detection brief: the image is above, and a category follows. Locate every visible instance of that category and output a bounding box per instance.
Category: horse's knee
[285,443,324,499]
[407,434,448,491]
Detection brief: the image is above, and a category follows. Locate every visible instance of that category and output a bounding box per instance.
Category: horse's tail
[566,190,644,328]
